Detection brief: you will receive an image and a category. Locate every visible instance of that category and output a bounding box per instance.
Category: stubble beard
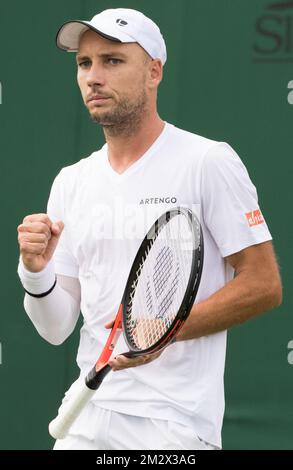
[89,90,148,138]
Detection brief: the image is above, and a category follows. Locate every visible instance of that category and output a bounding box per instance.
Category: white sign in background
[288,80,293,105]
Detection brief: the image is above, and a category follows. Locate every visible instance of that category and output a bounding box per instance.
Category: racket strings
[125,214,195,351]
[153,246,174,298]
[145,280,153,314]
[157,263,180,319]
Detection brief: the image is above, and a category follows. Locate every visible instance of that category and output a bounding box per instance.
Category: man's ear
[148,59,163,89]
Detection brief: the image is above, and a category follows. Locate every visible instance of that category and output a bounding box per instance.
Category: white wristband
[17,258,56,296]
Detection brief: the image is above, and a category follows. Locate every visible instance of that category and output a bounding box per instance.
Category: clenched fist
[17,214,64,273]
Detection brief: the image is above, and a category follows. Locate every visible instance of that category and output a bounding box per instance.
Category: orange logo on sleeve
[246,209,265,227]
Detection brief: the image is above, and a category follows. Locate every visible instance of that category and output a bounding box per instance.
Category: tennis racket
[49,207,204,440]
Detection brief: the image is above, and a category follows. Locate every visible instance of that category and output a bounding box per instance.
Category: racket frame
[122,207,204,356]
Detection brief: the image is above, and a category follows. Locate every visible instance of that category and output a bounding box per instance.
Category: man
[17,8,282,450]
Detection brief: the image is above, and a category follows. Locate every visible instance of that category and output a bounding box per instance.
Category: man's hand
[109,351,163,371]
[17,214,64,273]
[104,319,164,371]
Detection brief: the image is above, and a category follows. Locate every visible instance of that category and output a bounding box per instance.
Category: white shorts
[53,403,217,450]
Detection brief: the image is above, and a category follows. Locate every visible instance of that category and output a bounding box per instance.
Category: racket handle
[48,363,112,440]
[48,383,96,440]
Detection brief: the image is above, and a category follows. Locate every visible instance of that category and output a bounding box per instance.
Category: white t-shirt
[47,123,272,448]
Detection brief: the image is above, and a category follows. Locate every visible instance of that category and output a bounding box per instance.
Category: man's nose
[86,62,106,87]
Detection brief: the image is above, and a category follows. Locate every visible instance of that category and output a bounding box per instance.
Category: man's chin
[89,112,108,124]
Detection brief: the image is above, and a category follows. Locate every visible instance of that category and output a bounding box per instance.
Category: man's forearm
[176,270,281,341]
[18,259,81,345]
[24,280,80,345]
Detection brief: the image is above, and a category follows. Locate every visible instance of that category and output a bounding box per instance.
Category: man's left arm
[176,240,282,341]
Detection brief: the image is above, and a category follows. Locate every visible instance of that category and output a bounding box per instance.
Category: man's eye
[108,58,122,65]
[78,61,91,68]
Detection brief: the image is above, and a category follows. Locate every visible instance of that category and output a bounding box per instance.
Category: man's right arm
[17,214,80,345]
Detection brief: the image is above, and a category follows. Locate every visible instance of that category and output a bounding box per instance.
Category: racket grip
[48,382,96,440]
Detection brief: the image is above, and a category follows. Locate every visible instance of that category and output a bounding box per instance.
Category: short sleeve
[47,170,79,278]
[201,143,272,257]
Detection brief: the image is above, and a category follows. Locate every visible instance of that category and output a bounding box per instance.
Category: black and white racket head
[122,208,203,355]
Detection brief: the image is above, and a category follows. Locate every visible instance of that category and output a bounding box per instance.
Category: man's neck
[103,113,165,175]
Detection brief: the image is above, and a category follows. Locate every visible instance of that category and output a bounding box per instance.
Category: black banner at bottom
[0,450,292,466]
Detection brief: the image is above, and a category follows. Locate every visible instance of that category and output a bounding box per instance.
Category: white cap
[56,8,167,65]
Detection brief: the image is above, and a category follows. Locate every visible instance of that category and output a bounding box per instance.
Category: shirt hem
[220,234,272,258]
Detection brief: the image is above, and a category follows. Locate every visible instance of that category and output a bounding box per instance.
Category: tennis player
[17,8,282,450]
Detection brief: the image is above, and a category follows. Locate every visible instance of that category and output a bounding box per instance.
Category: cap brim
[56,20,121,51]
